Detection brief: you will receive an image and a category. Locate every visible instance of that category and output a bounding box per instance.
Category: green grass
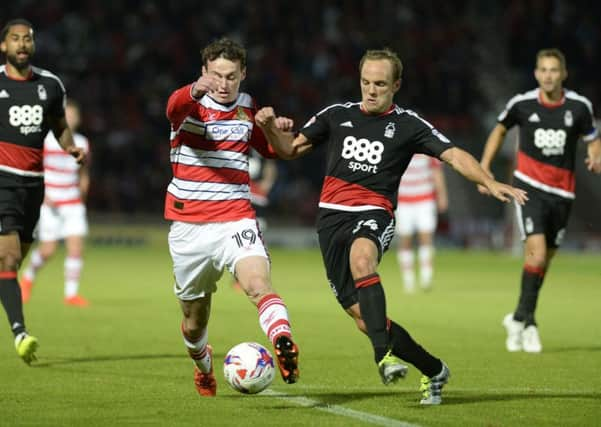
[2,228,600,427]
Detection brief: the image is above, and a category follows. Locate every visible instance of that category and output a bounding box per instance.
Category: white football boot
[522,325,542,353]
[502,313,524,352]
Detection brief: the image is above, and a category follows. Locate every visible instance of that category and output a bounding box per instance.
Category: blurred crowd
[2,0,600,227]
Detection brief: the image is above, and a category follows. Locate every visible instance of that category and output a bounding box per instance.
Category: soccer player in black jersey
[479,48,601,353]
[0,19,85,364]
[256,48,527,404]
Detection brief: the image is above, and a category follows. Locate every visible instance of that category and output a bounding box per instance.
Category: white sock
[257,293,292,345]
[397,249,415,291]
[64,257,83,298]
[23,249,44,281]
[418,245,434,286]
[182,324,211,373]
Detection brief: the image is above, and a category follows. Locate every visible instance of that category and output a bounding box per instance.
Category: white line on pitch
[263,389,423,427]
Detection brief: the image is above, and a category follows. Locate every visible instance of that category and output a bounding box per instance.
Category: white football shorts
[395,200,437,236]
[168,218,269,300]
[38,203,88,241]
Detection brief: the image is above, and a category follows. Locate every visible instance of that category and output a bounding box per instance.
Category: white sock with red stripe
[64,257,83,298]
[257,293,292,346]
[418,245,433,286]
[397,249,415,291]
[181,323,211,373]
[23,249,44,282]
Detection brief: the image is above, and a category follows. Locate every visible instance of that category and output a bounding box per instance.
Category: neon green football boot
[15,333,39,365]
[377,350,408,385]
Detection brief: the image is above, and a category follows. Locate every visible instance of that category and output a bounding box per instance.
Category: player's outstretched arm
[50,116,86,164]
[441,146,528,205]
[477,123,508,195]
[433,166,448,212]
[255,107,312,160]
[585,138,601,173]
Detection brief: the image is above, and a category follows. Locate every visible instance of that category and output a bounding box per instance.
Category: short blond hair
[536,48,566,72]
[359,49,403,82]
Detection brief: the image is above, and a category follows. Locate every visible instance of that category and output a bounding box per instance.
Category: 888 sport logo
[9,104,44,135]
[342,136,384,174]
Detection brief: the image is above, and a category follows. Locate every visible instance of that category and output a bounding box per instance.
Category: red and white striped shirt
[164,85,276,222]
[43,132,89,205]
[397,154,440,203]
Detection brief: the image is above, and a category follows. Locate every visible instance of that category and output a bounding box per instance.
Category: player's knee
[354,318,368,334]
[0,253,22,272]
[243,276,272,300]
[525,252,547,268]
[350,255,375,278]
[182,321,206,340]
[39,247,55,259]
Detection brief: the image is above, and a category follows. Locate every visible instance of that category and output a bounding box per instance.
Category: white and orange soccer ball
[223,342,275,394]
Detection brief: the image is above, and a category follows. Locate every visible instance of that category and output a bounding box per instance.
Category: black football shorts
[317,208,395,309]
[513,181,572,248]
[0,172,44,243]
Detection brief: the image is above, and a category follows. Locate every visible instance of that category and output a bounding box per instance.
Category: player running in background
[255,48,527,404]
[20,99,90,307]
[165,37,299,397]
[395,154,447,292]
[479,48,601,353]
[0,19,85,364]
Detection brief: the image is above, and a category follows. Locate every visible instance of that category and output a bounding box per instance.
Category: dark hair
[359,48,403,82]
[1,18,34,42]
[66,98,80,110]
[201,37,246,68]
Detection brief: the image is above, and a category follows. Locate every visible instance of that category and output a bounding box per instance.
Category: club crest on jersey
[37,85,47,101]
[235,106,249,122]
[564,110,573,127]
[384,122,395,138]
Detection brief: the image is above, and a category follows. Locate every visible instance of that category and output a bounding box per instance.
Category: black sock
[355,274,389,363]
[0,277,26,336]
[388,320,442,377]
[514,265,545,326]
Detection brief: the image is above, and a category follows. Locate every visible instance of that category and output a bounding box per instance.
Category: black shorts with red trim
[0,171,44,243]
[317,208,395,309]
[513,179,572,248]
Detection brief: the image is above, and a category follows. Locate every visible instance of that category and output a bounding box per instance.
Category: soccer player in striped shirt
[395,154,448,292]
[20,99,90,307]
[164,38,299,397]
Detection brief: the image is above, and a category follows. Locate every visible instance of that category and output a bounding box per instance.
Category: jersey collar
[538,89,565,108]
[359,103,396,117]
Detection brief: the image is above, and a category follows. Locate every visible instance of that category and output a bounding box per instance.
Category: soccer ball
[223,342,275,394]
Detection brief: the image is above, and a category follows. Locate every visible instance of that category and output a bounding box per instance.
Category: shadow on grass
[223,389,412,405]
[223,388,601,409]
[443,390,601,405]
[542,346,601,353]
[32,352,226,367]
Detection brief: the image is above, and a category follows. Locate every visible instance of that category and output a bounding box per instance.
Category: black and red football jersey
[300,102,453,215]
[0,65,66,178]
[498,88,598,199]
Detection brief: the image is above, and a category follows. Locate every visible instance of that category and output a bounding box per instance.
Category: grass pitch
[1,226,600,426]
